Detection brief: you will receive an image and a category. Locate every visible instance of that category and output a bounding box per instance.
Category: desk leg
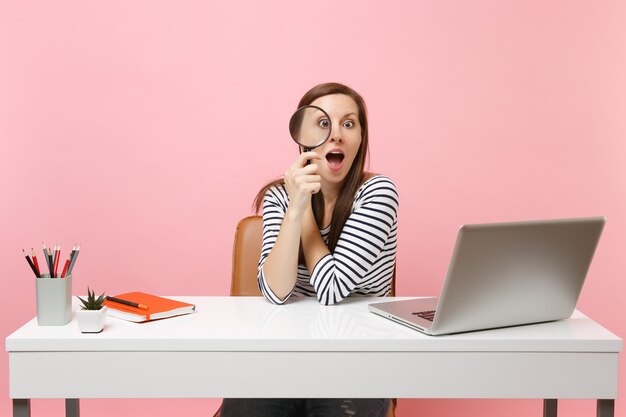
[13,399,30,417]
[543,399,557,417]
[597,400,614,417]
[66,399,80,417]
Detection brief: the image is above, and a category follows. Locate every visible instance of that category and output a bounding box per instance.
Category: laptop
[369,217,605,335]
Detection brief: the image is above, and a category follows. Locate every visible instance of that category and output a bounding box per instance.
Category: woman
[221,82,398,417]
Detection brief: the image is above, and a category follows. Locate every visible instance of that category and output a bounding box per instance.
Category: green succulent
[77,287,106,310]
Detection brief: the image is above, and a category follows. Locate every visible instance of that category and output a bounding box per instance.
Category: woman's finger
[297,151,321,166]
[295,164,319,176]
[298,175,321,183]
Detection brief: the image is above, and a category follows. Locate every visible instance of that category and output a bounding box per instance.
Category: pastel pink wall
[1,1,625,416]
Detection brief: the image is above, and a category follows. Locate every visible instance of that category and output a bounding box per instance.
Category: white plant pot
[77,306,107,333]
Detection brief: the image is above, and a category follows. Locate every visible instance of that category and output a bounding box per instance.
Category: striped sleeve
[257,185,293,304]
[309,176,399,305]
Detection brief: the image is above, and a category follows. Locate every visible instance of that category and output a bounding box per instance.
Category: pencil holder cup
[35,274,72,326]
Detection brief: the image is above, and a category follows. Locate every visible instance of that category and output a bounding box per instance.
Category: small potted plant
[76,287,107,333]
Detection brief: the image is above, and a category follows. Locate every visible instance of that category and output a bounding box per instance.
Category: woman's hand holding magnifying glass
[284,151,322,218]
[284,104,330,220]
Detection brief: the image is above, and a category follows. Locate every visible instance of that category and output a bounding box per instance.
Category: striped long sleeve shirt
[258,175,399,305]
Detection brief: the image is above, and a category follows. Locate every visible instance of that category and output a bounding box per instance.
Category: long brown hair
[254,82,370,256]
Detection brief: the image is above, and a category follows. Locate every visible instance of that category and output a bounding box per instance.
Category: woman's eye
[343,120,354,128]
[319,119,330,128]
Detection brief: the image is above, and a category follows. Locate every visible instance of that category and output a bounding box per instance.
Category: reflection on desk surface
[5,296,622,353]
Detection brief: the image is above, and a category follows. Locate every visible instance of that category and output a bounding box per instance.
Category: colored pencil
[67,244,80,275]
[22,249,39,278]
[31,248,41,277]
[53,244,60,278]
[68,244,77,266]
[48,247,54,277]
[60,254,71,278]
[43,243,53,277]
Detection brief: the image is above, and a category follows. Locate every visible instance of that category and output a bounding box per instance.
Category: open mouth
[325,151,345,170]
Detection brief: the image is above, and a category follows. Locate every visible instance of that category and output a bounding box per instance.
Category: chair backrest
[231,215,396,297]
[231,216,264,296]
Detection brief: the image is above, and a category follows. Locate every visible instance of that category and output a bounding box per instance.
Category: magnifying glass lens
[289,105,331,150]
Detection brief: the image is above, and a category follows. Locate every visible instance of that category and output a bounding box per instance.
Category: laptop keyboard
[412,310,436,321]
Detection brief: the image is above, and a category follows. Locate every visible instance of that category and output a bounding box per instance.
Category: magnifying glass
[289,105,331,152]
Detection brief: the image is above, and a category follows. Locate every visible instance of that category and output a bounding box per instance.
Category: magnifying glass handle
[303,147,311,166]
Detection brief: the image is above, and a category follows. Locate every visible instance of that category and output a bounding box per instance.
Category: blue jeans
[221,398,390,417]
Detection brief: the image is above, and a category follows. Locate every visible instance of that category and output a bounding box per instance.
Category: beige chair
[229,216,265,296]
[214,215,397,417]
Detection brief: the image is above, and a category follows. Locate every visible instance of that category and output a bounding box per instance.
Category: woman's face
[309,94,362,187]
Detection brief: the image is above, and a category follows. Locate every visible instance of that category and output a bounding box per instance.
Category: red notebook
[104,292,196,323]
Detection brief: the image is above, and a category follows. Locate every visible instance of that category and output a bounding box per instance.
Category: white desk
[6,296,622,417]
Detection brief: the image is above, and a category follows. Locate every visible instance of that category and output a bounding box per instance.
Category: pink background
[1,1,625,416]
